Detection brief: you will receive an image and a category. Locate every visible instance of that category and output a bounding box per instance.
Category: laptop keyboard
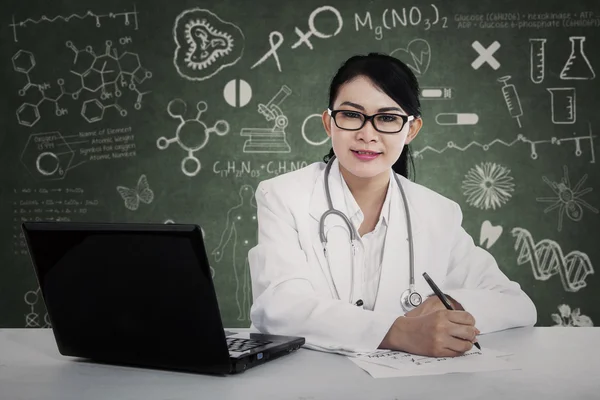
[227,337,272,352]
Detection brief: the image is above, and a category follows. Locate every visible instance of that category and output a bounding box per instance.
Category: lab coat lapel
[309,159,355,303]
[373,174,421,314]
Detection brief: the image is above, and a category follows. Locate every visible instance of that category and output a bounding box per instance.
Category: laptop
[21,221,305,374]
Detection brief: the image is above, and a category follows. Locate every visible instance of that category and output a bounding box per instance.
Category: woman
[247,53,537,357]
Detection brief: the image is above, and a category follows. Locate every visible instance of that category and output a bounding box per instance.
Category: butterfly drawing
[116,174,154,211]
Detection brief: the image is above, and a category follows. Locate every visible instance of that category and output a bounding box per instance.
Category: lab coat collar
[309,158,397,225]
[309,157,347,225]
[339,167,392,233]
[309,158,421,307]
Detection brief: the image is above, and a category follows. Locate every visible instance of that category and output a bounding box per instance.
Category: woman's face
[322,75,422,180]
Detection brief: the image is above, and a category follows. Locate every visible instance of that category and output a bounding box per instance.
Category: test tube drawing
[498,75,523,128]
[547,88,576,124]
[560,36,595,80]
[529,38,546,84]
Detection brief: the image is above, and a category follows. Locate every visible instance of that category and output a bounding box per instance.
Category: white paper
[348,348,520,378]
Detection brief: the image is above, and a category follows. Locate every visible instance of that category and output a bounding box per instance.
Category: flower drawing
[462,162,515,210]
[551,304,593,327]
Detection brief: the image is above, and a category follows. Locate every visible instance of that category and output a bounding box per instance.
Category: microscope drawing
[241,85,292,153]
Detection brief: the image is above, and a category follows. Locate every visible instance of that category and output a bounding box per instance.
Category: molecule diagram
[12,39,152,127]
[157,99,229,177]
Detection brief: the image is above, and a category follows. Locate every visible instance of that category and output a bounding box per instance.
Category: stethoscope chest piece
[400,288,422,312]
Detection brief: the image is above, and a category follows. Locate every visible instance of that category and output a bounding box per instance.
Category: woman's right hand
[379,310,480,357]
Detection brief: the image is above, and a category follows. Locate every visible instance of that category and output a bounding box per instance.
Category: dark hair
[322,52,421,180]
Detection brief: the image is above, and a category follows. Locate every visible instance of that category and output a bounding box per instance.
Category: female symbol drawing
[212,185,257,322]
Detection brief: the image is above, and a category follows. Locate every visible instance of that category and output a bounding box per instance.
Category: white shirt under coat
[248,158,537,354]
[339,165,391,312]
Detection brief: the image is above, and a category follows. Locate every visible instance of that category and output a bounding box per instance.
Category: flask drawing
[560,36,595,80]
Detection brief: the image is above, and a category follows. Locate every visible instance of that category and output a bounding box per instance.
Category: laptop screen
[23,223,231,369]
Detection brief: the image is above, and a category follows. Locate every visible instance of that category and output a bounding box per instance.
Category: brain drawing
[173,8,244,81]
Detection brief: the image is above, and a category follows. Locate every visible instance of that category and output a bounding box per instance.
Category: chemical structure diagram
[12,39,152,127]
[20,131,74,181]
[9,5,139,42]
[24,288,51,328]
[157,99,229,177]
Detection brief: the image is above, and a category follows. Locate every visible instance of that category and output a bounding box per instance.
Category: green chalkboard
[1,0,599,329]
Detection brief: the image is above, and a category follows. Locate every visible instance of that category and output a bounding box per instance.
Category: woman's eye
[342,111,361,118]
[378,115,397,122]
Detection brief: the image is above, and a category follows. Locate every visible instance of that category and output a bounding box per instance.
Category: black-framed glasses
[328,108,415,134]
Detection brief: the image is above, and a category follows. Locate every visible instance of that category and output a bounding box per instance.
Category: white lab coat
[248,158,537,354]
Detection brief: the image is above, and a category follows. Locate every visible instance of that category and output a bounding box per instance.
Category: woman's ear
[405,117,422,145]
[322,109,332,138]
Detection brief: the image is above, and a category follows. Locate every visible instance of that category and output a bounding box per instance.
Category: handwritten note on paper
[361,348,485,367]
[348,348,519,379]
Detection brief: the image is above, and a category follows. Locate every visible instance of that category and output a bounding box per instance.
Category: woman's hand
[379,310,480,357]
[404,295,464,318]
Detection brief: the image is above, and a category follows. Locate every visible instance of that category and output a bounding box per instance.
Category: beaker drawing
[547,88,576,124]
[529,38,546,84]
[560,36,595,80]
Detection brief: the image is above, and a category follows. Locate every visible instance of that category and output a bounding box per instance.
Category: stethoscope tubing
[319,155,417,308]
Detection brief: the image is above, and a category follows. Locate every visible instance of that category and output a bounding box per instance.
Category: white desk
[0,327,598,400]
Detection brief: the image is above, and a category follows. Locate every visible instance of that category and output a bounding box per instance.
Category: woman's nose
[357,120,378,142]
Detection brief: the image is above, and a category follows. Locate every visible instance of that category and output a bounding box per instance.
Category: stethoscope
[319,155,422,312]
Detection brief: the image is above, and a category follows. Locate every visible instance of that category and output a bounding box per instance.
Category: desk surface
[1,327,598,400]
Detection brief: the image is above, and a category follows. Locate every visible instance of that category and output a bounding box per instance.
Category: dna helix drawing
[511,227,594,292]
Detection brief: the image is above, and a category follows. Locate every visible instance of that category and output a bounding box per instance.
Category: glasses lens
[373,114,404,133]
[334,111,365,130]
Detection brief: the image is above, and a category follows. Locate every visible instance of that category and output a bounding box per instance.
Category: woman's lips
[351,150,382,161]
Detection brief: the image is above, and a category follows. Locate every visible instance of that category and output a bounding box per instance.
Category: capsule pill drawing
[435,113,479,125]
[421,87,453,100]
[422,89,443,97]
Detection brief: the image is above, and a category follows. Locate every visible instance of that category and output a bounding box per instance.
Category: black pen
[422,272,481,350]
